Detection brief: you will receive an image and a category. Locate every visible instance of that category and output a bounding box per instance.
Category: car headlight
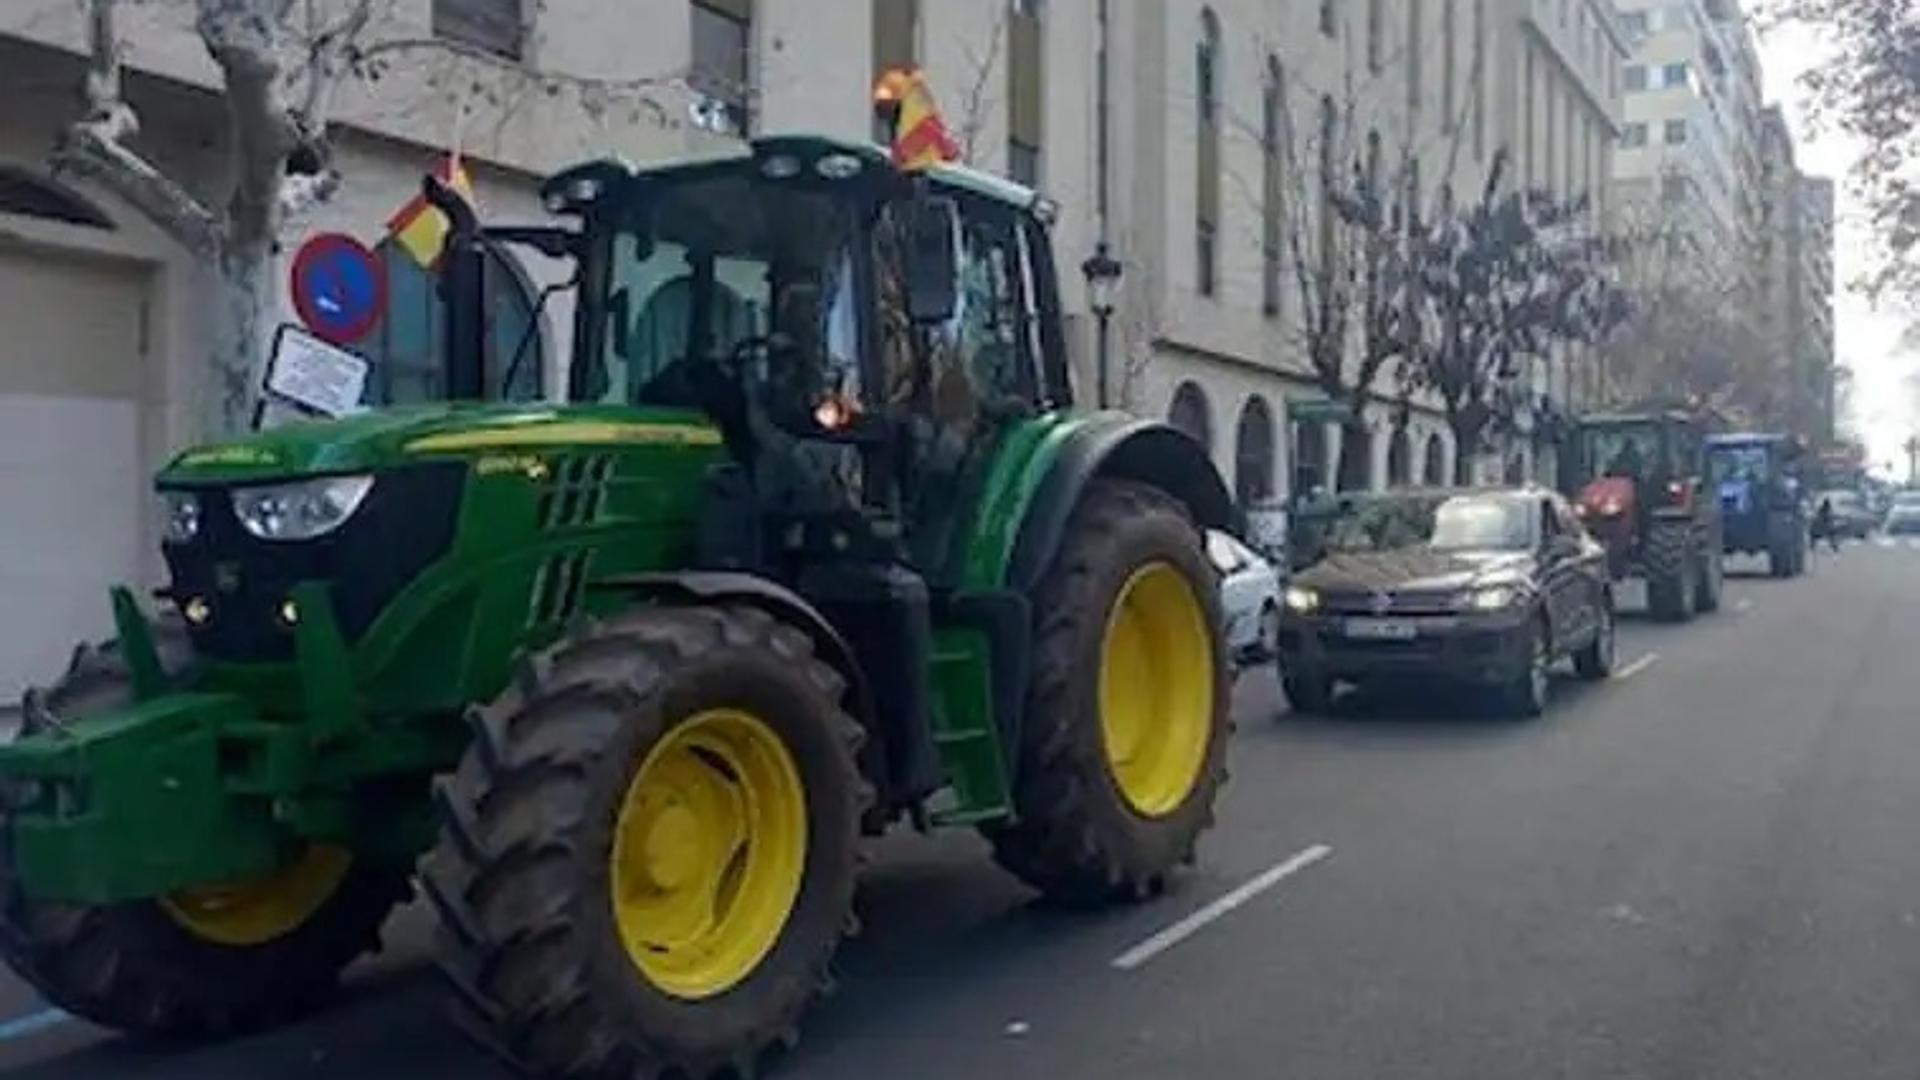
[231,475,374,541]
[1466,585,1520,611]
[1283,585,1321,614]
[158,490,201,544]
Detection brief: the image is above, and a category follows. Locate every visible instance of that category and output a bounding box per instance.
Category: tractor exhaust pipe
[423,173,486,402]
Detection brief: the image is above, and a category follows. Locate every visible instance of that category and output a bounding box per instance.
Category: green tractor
[0,137,1233,1076]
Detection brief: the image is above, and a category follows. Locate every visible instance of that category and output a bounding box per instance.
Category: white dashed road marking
[1112,844,1333,970]
[1613,653,1660,681]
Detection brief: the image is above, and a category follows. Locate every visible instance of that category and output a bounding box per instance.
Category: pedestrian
[1813,496,1839,553]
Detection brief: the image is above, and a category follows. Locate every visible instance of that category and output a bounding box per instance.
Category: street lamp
[1080,241,1123,409]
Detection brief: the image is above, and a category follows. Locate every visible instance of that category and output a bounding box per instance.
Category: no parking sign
[289,233,385,345]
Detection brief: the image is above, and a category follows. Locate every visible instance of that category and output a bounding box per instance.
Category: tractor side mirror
[903,195,958,324]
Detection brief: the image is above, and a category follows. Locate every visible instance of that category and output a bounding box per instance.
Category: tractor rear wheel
[986,480,1229,905]
[0,624,407,1037]
[1644,524,1695,623]
[422,605,866,1079]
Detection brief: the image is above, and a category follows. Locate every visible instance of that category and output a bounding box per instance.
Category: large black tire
[1693,548,1723,613]
[1573,602,1615,680]
[1500,615,1553,718]
[1281,671,1334,715]
[422,605,867,1079]
[0,623,407,1037]
[1644,524,1695,623]
[986,480,1230,906]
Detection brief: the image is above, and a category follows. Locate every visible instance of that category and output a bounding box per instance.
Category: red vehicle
[1564,407,1724,622]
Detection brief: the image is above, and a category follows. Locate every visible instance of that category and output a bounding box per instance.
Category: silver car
[1208,530,1282,666]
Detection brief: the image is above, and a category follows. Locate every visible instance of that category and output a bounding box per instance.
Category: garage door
[0,242,150,701]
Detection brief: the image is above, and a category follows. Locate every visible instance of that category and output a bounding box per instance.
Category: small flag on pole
[386,153,474,268]
[873,68,960,171]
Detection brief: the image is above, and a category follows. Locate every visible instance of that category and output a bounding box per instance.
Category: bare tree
[1766,0,1920,302]
[1397,150,1622,483]
[49,0,681,436]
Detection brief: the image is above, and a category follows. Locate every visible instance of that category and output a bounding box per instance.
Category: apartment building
[1792,175,1837,439]
[1488,0,1627,482]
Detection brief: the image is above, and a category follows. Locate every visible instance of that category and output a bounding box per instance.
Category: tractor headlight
[232,475,374,541]
[158,490,201,544]
[1465,585,1520,611]
[1283,585,1321,614]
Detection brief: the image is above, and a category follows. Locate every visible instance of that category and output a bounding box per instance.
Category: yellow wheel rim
[611,708,808,1000]
[158,845,352,947]
[1098,561,1216,818]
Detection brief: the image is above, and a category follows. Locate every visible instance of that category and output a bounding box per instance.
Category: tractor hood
[158,403,724,486]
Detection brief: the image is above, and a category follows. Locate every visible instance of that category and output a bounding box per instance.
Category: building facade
[0,0,1630,693]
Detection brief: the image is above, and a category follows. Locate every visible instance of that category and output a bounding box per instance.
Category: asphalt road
[5,541,1920,1079]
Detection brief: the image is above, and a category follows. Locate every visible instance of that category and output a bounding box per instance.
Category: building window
[433,0,524,59]
[1387,429,1412,486]
[1662,173,1688,203]
[362,240,544,405]
[1625,64,1647,91]
[1443,0,1458,128]
[1169,381,1214,453]
[1295,420,1329,495]
[1661,60,1688,88]
[1008,140,1040,185]
[1263,56,1285,318]
[1368,0,1384,71]
[1321,0,1337,37]
[1524,47,1536,186]
[1622,122,1648,147]
[1318,94,1337,282]
[1197,8,1222,298]
[1664,118,1687,144]
[1197,220,1218,297]
[1407,0,1424,113]
[1236,396,1276,504]
[1620,10,1648,34]
[690,0,752,136]
[1423,433,1447,485]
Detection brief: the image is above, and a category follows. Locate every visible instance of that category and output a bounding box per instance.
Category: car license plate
[1344,618,1417,640]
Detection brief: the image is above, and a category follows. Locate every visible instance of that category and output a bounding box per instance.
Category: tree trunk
[209,242,277,435]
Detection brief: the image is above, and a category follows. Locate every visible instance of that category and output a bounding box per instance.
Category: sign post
[290,233,385,346]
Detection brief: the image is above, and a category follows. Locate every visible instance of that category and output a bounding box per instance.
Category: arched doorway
[1386,429,1412,487]
[1234,395,1275,504]
[1423,433,1447,485]
[1168,380,1213,453]
[1294,420,1328,499]
[359,239,545,404]
[1339,424,1373,491]
[1504,451,1527,485]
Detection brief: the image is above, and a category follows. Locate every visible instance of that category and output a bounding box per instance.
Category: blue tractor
[1704,433,1807,577]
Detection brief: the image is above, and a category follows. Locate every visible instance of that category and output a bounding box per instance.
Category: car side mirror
[903,195,958,324]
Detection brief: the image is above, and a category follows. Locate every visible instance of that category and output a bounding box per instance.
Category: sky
[1753,19,1909,475]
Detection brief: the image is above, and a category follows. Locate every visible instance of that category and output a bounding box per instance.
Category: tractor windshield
[1583,425,1662,480]
[572,170,865,411]
[1708,444,1770,486]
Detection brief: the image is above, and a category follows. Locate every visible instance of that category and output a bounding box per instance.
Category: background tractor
[1704,432,1808,577]
[1563,405,1724,621]
[0,135,1233,1078]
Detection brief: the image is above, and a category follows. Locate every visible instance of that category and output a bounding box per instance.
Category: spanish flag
[386,153,474,268]
[873,68,960,171]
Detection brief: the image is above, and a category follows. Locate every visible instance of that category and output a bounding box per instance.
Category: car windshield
[1317,494,1532,554]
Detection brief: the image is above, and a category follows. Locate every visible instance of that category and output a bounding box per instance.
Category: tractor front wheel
[1644,524,1695,623]
[0,627,407,1037]
[987,480,1229,905]
[422,605,866,1079]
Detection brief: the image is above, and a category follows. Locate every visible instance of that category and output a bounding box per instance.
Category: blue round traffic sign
[290,233,385,345]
